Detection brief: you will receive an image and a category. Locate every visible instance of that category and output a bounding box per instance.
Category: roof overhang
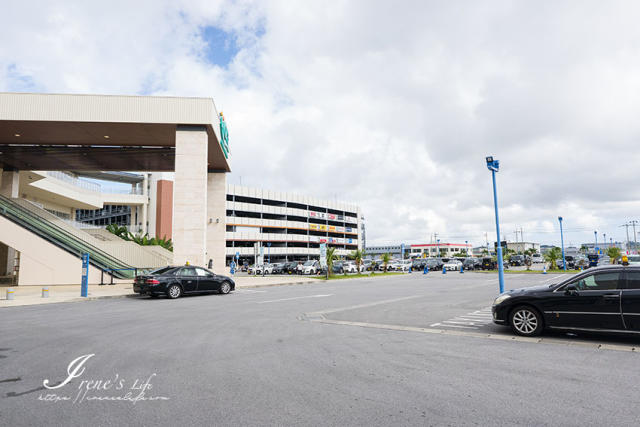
[0,92,230,172]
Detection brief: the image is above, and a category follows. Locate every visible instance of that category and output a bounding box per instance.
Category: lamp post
[465,240,468,257]
[267,242,271,264]
[486,156,505,294]
[594,231,598,254]
[603,233,607,252]
[558,216,566,271]
[437,239,440,257]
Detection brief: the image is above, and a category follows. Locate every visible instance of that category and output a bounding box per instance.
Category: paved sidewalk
[0,276,321,308]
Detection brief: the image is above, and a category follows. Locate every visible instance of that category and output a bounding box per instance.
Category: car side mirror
[565,284,578,295]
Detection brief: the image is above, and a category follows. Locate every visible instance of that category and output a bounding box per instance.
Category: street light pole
[486,156,505,294]
[594,231,598,254]
[558,217,566,271]
[603,233,607,252]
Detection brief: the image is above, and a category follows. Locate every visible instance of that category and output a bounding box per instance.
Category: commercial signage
[219,112,230,159]
[328,214,336,220]
[328,226,336,232]
[319,243,327,268]
[319,225,328,232]
[309,224,319,231]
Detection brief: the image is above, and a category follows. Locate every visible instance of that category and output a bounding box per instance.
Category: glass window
[195,268,209,277]
[177,267,196,276]
[567,272,621,291]
[626,272,640,290]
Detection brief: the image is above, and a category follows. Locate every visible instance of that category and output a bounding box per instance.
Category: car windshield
[303,260,315,266]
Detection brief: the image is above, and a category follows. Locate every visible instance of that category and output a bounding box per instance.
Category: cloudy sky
[2,0,640,248]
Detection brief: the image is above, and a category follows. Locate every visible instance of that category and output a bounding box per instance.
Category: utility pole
[621,223,631,253]
[631,220,639,254]
[485,232,489,253]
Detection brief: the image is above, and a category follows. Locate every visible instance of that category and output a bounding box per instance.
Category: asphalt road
[1,272,639,426]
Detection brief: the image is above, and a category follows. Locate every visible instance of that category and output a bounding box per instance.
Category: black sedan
[492,265,640,336]
[134,266,235,299]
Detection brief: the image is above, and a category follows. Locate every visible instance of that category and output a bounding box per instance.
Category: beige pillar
[173,126,208,266]
[206,173,227,272]
[0,171,19,198]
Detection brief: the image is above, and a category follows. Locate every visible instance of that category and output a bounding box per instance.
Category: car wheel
[220,281,232,294]
[510,306,543,336]
[167,284,182,299]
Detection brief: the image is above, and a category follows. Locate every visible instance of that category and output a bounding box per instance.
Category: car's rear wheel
[220,281,232,294]
[510,306,543,336]
[167,284,182,299]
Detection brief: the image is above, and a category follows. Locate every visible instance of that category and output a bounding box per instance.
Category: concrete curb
[0,279,324,308]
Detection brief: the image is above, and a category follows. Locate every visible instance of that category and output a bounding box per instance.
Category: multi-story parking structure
[225,185,362,265]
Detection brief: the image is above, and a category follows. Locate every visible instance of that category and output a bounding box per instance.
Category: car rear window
[151,266,175,275]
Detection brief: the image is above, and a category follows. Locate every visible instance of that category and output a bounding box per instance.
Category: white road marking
[258,294,334,304]
[435,307,494,330]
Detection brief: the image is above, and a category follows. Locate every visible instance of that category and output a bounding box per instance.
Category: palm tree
[380,253,392,273]
[326,247,337,276]
[606,247,621,264]
[350,249,365,273]
[544,247,562,270]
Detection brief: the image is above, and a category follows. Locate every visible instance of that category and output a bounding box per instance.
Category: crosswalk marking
[430,307,494,330]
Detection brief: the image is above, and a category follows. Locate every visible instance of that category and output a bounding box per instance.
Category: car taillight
[145,279,160,285]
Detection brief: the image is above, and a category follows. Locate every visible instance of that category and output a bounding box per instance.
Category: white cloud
[2,0,640,247]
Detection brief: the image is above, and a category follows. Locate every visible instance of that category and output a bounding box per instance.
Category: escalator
[0,194,134,278]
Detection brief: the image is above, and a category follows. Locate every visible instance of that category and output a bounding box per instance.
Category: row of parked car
[411,257,510,271]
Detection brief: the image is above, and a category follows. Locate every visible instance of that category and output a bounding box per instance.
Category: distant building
[366,242,473,259]
[505,241,540,253]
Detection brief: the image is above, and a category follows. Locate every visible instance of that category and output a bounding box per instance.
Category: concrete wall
[206,173,226,272]
[0,215,103,285]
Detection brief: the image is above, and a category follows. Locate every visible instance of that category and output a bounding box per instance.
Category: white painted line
[443,320,479,326]
[258,294,334,304]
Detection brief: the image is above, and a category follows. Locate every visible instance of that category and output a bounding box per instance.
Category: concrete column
[206,172,227,271]
[173,126,208,266]
[0,171,19,198]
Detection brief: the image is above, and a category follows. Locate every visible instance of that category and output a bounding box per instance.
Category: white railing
[46,171,101,193]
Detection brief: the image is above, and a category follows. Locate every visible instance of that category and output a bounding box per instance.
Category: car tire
[167,284,182,299]
[219,281,232,295]
[509,305,543,337]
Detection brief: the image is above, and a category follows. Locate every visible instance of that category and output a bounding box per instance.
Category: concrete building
[505,241,540,254]
[225,184,361,265]
[0,92,230,285]
[366,242,472,259]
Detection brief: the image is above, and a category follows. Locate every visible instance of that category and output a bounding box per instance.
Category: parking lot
[2,271,638,426]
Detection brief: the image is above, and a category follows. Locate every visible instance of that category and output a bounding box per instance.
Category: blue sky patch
[200,26,238,68]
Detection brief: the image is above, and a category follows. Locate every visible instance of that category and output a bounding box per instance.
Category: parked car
[302,260,320,275]
[426,258,444,271]
[531,253,543,263]
[480,257,509,270]
[271,263,286,274]
[463,257,480,271]
[509,255,525,266]
[134,266,235,299]
[342,261,358,273]
[492,265,640,336]
[443,259,463,271]
[412,259,428,270]
[282,262,298,274]
[556,255,576,269]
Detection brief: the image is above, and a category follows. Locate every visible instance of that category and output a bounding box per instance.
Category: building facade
[224,185,362,265]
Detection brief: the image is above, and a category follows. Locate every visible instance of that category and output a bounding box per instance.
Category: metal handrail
[0,195,133,278]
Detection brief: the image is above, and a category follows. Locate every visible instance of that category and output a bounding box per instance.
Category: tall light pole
[486,156,505,294]
[603,233,607,251]
[465,240,468,257]
[631,220,639,254]
[437,239,440,258]
[558,216,566,271]
[594,231,598,254]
